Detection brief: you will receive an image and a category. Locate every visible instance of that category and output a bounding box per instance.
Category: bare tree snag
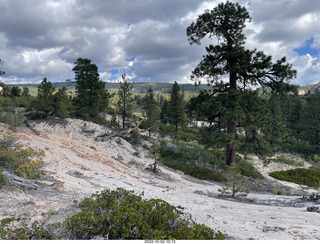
[95,119,145,142]
[24,120,40,135]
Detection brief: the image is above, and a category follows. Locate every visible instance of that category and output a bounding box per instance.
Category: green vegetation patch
[269,168,320,187]
[0,131,44,179]
[0,170,6,188]
[235,160,262,180]
[64,188,224,240]
[0,216,54,240]
[157,142,226,182]
[164,161,226,182]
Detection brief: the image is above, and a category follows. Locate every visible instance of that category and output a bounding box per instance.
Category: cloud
[0,0,320,85]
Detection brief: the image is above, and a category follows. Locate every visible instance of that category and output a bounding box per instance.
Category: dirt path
[0,119,319,240]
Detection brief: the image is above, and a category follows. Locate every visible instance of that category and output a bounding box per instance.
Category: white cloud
[0,0,320,85]
[99,72,112,82]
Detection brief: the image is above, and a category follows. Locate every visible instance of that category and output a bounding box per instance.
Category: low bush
[159,142,225,168]
[0,216,54,240]
[156,142,226,182]
[269,168,320,187]
[235,160,262,180]
[219,165,249,197]
[305,154,320,171]
[274,154,304,167]
[124,130,141,145]
[0,131,44,179]
[286,142,317,156]
[0,170,6,188]
[164,161,226,182]
[64,188,224,240]
[174,128,199,142]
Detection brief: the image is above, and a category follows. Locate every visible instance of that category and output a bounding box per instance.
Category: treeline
[0,58,189,134]
[0,57,319,159]
[186,89,320,158]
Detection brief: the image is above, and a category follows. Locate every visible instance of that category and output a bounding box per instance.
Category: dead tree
[24,120,40,135]
[95,118,145,142]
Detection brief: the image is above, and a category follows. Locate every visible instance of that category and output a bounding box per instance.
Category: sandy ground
[0,119,320,240]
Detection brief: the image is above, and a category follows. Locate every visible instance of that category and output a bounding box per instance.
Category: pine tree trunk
[122,113,126,129]
[226,70,237,165]
[226,117,236,165]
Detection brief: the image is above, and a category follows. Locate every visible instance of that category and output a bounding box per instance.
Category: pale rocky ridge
[0,118,319,240]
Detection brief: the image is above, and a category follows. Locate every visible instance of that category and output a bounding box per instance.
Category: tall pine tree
[143,87,160,136]
[33,77,55,118]
[117,74,134,129]
[169,81,185,132]
[53,86,72,119]
[73,58,110,122]
[160,99,170,125]
[187,1,296,164]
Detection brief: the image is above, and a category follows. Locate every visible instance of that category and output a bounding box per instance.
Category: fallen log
[24,120,40,135]
[96,130,126,142]
[1,169,39,189]
[95,118,145,142]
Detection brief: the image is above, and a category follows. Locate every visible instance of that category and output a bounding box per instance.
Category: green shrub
[274,154,304,167]
[0,131,44,179]
[269,168,320,187]
[174,128,199,142]
[156,142,226,182]
[142,144,150,150]
[124,130,141,145]
[0,170,6,188]
[164,161,226,182]
[0,216,54,240]
[64,188,224,240]
[286,142,317,156]
[235,160,262,180]
[133,151,140,157]
[140,134,151,141]
[219,165,249,197]
[159,142,225,168]
[0,111,25,129]
[305,154,320,171]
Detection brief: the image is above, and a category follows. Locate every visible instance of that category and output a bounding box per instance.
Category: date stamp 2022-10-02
[144,240,176,244]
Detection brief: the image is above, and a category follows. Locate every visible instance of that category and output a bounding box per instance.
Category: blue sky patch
[294,37,319,57]
[125,57,136,62]
[108,68,119,80]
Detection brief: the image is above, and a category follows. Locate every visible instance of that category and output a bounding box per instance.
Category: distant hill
[19,81,212,94]
[298,82,320,95]
[19,80,320,95]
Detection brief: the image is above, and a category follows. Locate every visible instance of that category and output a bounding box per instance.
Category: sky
[0,0,320,85]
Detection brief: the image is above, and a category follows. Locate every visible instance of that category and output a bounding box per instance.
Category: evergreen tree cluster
[27,58,110,122]
[160,81,185,132]
[1,1,320,166]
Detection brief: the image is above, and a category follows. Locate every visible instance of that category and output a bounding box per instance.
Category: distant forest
[17,81,212,94]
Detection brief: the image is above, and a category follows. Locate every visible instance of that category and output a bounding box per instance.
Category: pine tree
[53,86,72,119]
[160,99,169,124]
[187,1,296,164]
[73,58,110,122]
[33,77,55,118]
[169,82,185,132]
[187,91,226,129]
[10,86,21,97]
[21,87,30,97]
[143,87,160,136]
[117,74,134,129]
